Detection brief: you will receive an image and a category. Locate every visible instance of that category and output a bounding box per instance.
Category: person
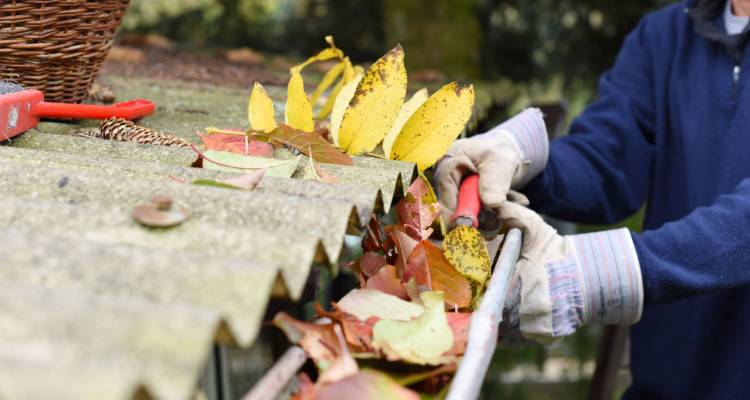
[436,0,750,398]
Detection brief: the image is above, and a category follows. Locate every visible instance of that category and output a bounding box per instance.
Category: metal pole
[587,325,628,400]
[447,228,523,400]
[242,346,307,400]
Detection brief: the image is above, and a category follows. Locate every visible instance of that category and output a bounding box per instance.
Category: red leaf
[199,133,274,157]
[360,252,387,277]
[291,373,317,400]
[363,216,384,253]
[317,324,359,386]
[446,312,472,356]
[316,370,420,400]
[316,304,378,353]
[396,178,440,240]
[251,124,353,165]
[366,265,409,300]
[404,241,472,309]
[272,312,343,367]
[341,261,367,288]
[385,225,419,276]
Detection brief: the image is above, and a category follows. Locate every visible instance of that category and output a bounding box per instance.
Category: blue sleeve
[633,179,750,304]
[523,18,657,224]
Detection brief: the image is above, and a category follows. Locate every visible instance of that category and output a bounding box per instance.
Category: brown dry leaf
[385,225,420,275]
[396,177,440,240]
[359,252,387,277]
[316,304,378,353]
[132,195,189,228]
[363,215,385,253]
[251,124,353,166]
[404,241,472,309]
[366,265,409,300]
[309,149,340,184]
[316,370,420,400]
[318,325,359,386]
[341,260,367,288]
[272,312,342,370]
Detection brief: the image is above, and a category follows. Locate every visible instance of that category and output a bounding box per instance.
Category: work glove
[498,201,644,344]
[436,108,549,225]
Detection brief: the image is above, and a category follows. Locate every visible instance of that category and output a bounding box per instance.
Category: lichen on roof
[0,76,418,400]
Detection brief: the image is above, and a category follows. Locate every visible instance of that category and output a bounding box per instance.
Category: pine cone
[80,118,192,148]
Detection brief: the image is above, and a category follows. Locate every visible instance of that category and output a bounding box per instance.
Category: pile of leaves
[191,36,474,188]
[273,176,494,399]
[184,38,486,397]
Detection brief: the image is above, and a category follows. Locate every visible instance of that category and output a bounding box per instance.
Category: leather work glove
[498,201,644,344]
[436,108,549,225]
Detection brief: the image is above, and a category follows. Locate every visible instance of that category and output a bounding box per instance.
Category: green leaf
[337,289,424,322]
[372,291,454,365]
[202,150,300,177]
[193,170,266,190]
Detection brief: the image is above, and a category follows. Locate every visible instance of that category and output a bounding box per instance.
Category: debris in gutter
[132,194,190,228]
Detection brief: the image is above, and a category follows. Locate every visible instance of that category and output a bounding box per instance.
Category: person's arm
[635,178,750,304]
[523,18,657,225]
[498,178,750,342]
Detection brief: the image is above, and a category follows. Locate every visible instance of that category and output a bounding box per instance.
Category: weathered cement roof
[0,77,416,400]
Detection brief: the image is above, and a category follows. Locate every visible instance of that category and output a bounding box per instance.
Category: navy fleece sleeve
[523,20,656,224]
[633,178,750,303]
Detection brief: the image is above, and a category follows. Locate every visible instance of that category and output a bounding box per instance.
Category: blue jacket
[523,0,750,398]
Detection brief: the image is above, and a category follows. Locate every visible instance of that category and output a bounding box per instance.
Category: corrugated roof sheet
[0,77,416,400]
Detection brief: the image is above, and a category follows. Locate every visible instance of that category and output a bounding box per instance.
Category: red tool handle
[33,99,155,120]
[451,174,481,228]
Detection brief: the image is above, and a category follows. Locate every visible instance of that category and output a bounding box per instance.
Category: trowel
[442,174,496,296]
[0,81,155,141]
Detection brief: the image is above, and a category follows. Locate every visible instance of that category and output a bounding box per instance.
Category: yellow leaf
[317,62,363,119]
[205,127,245,135]
[391,83,475,171]
[338,45,407,155]
[293,35,344,72]
[383,88,429,159]
[442,225,491,289]
[285,69,315,132]
[330,72,363,147]
[317,75,346,120]
[248,82,277,133]
[310,61,345,107]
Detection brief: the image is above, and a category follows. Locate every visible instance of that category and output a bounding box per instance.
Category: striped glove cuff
[548,228,644,336]
[490,108,550,187]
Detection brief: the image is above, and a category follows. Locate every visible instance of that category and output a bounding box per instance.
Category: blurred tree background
[120,0,671,398]
[122,0,671,84]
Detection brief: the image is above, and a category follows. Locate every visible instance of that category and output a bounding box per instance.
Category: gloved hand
[436,108,549,225]
[498,201,644,344]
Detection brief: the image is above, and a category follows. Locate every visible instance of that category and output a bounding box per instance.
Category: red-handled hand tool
[0,86,155,140]
[452,174,481,228]
[442,173,494,292]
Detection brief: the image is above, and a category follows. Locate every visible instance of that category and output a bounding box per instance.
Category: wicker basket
[0,1,131,103]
